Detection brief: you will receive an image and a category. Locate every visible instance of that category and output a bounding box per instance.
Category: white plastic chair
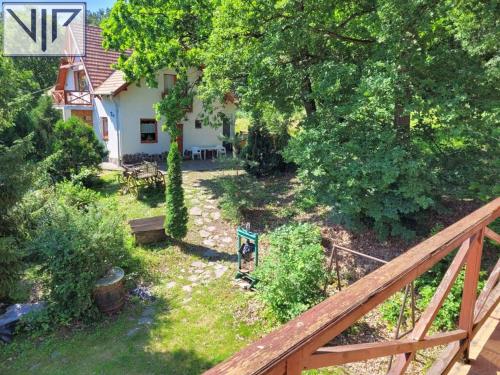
[191,147,202,160]
[217,145,227,158]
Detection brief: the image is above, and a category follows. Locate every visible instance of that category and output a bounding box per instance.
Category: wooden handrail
[205,197,500,375]
[52,90,92,106]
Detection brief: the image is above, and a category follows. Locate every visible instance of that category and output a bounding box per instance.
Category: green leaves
[50,117,108,181]
[102,0,498,239]
[165,142,188,240]
[30,191,130,325]
[0,237,23,301]
[254,223,328,322]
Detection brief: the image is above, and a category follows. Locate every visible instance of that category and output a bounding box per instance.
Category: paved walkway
[449,304,500,375]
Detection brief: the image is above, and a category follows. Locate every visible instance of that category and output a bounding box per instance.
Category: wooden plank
[285,351,303,375]
[304,330,467,369]
[473,283,500,338]
[388,238,471,374]
[484,227,500,243]
[459,229,484,360]
[128,216,165,233]
[427,341,462,375]
[430,267,499,375]
[474,258,500,324]
[204,198,500,375]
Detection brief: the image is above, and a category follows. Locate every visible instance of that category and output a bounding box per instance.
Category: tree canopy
[102,0,499,238]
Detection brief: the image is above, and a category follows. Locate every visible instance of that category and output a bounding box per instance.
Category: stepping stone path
[189,207,202,216]
[182,172,239,295]
[199,230,210,238]
[187,183,235,253]
[178,260,230,295]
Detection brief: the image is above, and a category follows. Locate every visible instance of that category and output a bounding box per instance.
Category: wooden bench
[128,215,166,244]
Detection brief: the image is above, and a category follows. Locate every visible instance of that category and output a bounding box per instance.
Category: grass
[0,171,271,375]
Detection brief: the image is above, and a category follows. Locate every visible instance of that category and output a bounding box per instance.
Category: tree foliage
[165,142,188,240]
[0,56,37,234]
[201,0,499,238]
[102,0,499,238]
[0,237,23,301]
[50,117,107,180]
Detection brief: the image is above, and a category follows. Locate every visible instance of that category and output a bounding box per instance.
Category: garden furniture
[128,215,167,244]
[191,146,202,160]
[118,161,165,194]
[217,145,227,157]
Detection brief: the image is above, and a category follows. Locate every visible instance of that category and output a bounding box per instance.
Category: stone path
[184,173,235,256]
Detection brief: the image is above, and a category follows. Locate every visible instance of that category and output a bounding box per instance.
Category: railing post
[286,350,303,375]
[458,229,484,363]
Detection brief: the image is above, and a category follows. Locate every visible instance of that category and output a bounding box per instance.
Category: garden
[1,1,499,374]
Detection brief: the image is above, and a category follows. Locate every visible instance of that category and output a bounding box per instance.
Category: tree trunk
[394,101,410,136]
[302,76,317,117]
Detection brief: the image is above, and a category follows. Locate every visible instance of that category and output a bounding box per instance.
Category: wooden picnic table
[118,161,165,194]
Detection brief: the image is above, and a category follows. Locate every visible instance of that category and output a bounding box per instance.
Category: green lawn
[0,172,271,375]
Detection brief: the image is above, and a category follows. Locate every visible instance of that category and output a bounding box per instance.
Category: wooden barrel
[94,267,125,314]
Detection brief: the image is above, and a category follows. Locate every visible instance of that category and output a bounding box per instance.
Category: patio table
[199,145,220,160]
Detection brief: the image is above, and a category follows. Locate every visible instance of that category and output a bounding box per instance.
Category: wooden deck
[205,198,500,375]
[449,304,500,375]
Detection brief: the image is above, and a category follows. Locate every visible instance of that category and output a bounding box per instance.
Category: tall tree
[164,142,188,240]
[0,56,36,234]
[87,8,111,26]
[102,0,499,238]
[203,0,499,238]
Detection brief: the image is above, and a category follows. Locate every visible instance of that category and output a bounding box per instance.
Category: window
[101,117,109,141]
[195,119,202,129]
[140,119,157,143]
[163,74,176,96]
[74,70,89,91]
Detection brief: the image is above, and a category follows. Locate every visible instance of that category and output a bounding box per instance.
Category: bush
[164,142,188,240]
[0,237,23,301]
[254,223,328,322]
[218,176,254,223]
[50,117,107,181]
[285,122,435,240]
[241,123,290,177]
[55,180,100,210]
[30,199,129,325]
[70,166,103,188]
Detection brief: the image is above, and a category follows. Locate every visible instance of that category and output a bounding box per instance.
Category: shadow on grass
[95,173,122,197]
[136,186,165,208]
[199,172,297,233]
[178,241,238,264]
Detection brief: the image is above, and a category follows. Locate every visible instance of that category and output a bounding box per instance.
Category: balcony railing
[52,90,93,106]
[205,197,500,375]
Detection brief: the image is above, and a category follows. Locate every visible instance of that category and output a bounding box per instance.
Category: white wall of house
[55,65,236,165]
[116,68,236,159]
[94,97,120,162]
[64,69,75,91]
[117,81,171,156]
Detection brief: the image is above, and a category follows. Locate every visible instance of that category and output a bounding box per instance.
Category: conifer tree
[164,141,188,240]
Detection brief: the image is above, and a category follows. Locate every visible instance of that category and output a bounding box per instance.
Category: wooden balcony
[52,90,93,106]
[205,198,500,375]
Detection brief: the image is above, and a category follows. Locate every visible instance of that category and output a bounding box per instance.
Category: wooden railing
[52,90,92,106]
[205,198,500,375]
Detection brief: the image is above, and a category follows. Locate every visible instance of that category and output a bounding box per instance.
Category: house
[52,25,236,165]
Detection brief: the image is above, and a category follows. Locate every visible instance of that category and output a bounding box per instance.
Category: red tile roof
[82,25,123,90]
